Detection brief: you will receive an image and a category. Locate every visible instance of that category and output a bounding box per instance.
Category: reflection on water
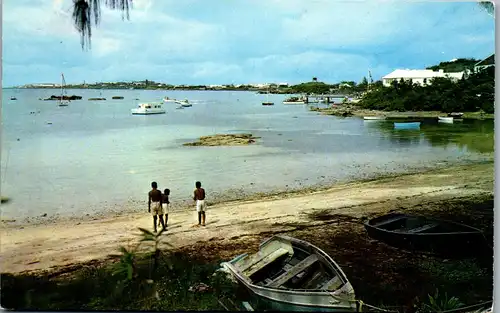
[364,118,494,153]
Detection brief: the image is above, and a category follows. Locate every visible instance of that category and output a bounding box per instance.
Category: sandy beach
[0,161,493,275]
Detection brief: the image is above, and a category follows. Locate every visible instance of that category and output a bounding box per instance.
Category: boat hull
[438,117,454,123]
[219,235,357,312]
[364,213,487,257]
[393,122,420,129]
[131,109,166,115]
[363,116,385,120]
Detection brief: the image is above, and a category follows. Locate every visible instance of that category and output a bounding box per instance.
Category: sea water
[0,89,493,220]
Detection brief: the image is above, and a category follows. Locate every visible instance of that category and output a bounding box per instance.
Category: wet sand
[0,161,493,275]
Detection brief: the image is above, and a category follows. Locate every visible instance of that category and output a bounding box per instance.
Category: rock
[41,213,47,217]
[183,133,260,146]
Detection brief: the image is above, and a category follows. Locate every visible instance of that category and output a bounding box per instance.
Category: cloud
[2,0,495,86]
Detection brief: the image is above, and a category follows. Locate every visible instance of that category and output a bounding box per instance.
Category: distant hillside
[426,58,478,73]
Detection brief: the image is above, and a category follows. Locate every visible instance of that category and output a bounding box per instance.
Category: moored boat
[131,103,166,115]
[283,96,306,104]
[393,122,421,129]
[438,116,453,123]
[448,112,464,118]
[218,235,357,312]
[363,116,385,120]
[262,102,274,106]
[163,97,177,103]
[175,99,192,107]
[364,213,486,256]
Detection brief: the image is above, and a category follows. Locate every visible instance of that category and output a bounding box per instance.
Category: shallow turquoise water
[0,89,493,220]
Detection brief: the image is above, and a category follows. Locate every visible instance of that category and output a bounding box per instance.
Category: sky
[2,0,496,87]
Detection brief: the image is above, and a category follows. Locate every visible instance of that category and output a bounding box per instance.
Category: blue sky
[2,0,495,87]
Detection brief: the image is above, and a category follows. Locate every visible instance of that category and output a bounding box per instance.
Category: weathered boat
[448,112,464,118]
[393,122,421,129]
[218,235,357,312]
[262,102,274,106]
[364,213,486,256]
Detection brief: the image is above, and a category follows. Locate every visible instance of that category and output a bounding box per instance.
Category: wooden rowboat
[218,235,357,312]
[364,213,486,256]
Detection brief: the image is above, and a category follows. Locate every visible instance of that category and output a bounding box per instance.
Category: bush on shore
[359,66,494,113]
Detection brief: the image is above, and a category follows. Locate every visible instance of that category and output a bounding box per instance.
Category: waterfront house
[474,54,495,72]
[382,69,464,87]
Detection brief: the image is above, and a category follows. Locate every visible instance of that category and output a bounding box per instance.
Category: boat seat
[242,248,290,277]
[266,254,319,288]
[374,216,406,228]
[407,223,438,233]
[321,275,343,291]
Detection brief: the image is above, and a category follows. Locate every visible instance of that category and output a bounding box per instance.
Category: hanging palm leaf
[72,0,133,50]
[478,1,495,17]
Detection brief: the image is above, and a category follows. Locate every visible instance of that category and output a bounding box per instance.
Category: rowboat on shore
[393,122,421,129]
[218,235,357,312]
[438,116,454,123]
[363,116,386,120]
[364,213,486,256]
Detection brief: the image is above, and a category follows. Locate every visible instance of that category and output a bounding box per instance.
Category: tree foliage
[426,58,478,73]
[359,66,495,113]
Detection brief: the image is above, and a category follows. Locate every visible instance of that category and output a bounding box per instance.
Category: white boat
[131,103,166,115]
[438,116,454,123]
[175,99,192,107]
[58,73,70,107]
[363,116,386,120]
[218,235,357,312]
[163,97,177,103]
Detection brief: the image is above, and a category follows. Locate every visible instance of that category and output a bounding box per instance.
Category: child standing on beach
[159,188,170,229]
[193,181,206,226]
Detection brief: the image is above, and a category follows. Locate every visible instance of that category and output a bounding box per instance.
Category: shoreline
[311,105,495,120]
[0,156,493,227]
[0,160,494,274]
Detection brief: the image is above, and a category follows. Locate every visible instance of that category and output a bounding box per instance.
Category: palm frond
[478,1,495,16]
[72,0,133,50]
[138,227,155,236]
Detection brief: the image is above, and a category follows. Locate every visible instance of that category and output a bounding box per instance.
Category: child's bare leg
[159,215,166,230]
[153,215,158,232]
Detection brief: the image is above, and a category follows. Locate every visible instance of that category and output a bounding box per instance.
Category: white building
[382,69,464,87]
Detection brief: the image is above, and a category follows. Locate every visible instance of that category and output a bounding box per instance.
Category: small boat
[163,97,177,103]
[112,96,124,100]
[438,116,454,123]
[131,103,166,115]
[448,112,464,118]
[262,102,274,106]
[10,97,17,100]
[363,116,385,120]
[175,99,192,107]
[364,213,486,256]
[218,235,357,312]
[393,122,420,129]
[283,96,306,105]
[58,73,70,107]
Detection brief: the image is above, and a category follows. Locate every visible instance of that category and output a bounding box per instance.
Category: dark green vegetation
[1,194,493,312]
[426,58,478,73]
[359,66,495,113]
